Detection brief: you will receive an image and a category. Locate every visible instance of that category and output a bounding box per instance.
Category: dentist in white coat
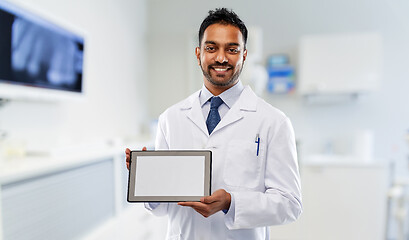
[126,8,302,240]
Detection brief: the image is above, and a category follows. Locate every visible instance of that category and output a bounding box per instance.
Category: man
[126,8,302,240]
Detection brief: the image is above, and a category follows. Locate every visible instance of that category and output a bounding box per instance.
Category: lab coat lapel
[182,91,209,136]
[212,86,257,134]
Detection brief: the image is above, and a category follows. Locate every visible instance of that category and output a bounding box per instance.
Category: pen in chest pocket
[255,134,260,156]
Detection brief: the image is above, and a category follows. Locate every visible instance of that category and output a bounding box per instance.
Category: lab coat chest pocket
[223,140,264,189]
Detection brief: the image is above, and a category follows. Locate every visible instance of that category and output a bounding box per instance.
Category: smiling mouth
[211,66,232,73]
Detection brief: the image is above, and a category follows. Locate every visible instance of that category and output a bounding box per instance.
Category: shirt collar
[199,81,244,109]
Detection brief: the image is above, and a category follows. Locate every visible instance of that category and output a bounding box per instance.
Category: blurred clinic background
[0,0,409,239]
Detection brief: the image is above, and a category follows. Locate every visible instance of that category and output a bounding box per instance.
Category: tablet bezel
[127,150,212,202]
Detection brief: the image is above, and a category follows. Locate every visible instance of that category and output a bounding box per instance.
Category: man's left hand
[178,189,231,218]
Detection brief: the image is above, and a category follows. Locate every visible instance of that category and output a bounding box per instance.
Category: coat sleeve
[144,113,170,216]
[225,117,302,229]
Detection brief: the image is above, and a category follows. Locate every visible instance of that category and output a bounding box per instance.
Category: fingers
[125,148,130,160]
[194,208,211,218]
[178,202,211,218]
[125,148,131,170]
[201,189,224,204]
[126,147,147,170]
[201,196,214,204]
[178,202,201,207]
[178,189,231,218]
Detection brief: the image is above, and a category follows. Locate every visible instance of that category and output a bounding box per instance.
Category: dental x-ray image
[0,4,84,93]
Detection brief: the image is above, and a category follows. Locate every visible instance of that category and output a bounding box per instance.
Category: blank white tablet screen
[134,155,205,196]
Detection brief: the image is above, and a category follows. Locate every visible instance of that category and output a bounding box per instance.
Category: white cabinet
[270,162,389,240]
[1,158,116,240]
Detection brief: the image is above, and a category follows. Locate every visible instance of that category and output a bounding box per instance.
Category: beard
[200,61,244,87]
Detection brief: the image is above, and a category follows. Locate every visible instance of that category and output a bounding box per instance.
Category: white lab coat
[147,86,302,240]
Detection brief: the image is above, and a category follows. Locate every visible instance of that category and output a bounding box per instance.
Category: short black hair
[198,8,248,49]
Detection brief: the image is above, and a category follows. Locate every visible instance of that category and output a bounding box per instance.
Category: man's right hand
[125,146,147,170]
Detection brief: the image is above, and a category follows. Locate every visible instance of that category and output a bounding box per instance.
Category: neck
[204,80,239,96]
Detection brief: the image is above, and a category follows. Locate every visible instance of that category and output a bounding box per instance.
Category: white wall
[0,0,148,152]
[146,0,409,175]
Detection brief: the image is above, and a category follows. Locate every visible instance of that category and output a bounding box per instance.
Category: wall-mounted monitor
[0,0,85,101]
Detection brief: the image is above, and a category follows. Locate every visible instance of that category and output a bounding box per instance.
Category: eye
[205,46,216,52]
[228,48,239,54]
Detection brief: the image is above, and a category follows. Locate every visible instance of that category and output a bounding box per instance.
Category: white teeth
[214,68,228,71]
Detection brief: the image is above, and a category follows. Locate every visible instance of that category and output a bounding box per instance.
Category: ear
[195,47,201,66]
[243,49,248,62]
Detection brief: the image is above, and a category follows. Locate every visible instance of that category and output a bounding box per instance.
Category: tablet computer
[127,150,212,202]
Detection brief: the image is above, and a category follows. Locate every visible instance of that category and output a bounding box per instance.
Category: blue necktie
[206,96,223,134]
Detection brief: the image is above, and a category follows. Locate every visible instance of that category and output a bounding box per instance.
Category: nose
[215,50,228,64]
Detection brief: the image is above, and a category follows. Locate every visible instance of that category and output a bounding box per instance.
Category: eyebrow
[227,43,240,47]
[204,41,240,47]
[204,41,216,45]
